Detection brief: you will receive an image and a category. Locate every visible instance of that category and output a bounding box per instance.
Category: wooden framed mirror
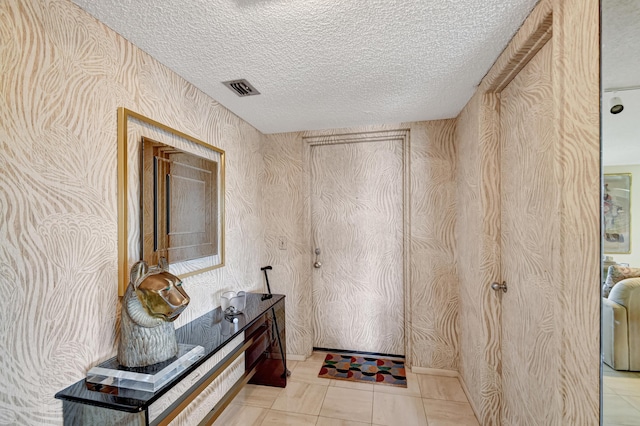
[117,108,225,296]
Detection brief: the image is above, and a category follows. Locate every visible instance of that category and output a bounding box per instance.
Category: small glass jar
[220,291,246,316]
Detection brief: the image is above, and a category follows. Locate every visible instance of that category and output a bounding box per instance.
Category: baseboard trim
[412,367,482,423]
[457,375,482,424]
[312,347,405,359]
[286,354,307,361]
[411,366,458,377]
[458,374,472,400]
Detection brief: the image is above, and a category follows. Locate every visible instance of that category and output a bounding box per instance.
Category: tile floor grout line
[317,373,331,422]
[419,392,430,425]
[617,394,640,415]
[370,389,375,425]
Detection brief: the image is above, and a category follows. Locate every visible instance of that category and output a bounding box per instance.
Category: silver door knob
[491,281,508,293]
[314,248,321,268]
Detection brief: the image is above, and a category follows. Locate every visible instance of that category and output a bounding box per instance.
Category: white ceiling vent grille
[222,79,261,97]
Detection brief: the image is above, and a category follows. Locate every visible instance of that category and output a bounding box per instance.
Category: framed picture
[604,173,631,254]
[117,108,225,296]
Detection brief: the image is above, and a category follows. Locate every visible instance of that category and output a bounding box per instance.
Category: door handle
[491,281,508,293]
[314,248,322,268]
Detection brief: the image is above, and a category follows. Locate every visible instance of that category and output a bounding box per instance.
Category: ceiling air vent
[222,79,261,97]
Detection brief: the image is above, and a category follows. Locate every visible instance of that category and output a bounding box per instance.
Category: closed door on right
[499,39,560,425]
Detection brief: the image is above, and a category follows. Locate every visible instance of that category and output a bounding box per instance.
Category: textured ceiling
[602,0,640,166]
[602,0,640,91]
[70,0,537,134]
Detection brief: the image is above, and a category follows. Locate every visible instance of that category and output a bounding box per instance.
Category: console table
[55,293,286,425]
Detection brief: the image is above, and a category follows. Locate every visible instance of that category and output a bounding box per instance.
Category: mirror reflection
[141,137,220,265]
[601,0,640,423]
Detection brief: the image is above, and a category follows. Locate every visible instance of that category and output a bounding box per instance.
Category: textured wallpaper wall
[263,121,459,369]
[455,91,502,424]
[261,132,313,357]
[0,0,265,423]
[408,121,458,369]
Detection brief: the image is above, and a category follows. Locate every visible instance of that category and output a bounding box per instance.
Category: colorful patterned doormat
[318,353,407,387]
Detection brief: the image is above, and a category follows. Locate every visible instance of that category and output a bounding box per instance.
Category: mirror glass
[141,137,221,265]
[601,0,640,423]
[117,108,225,296]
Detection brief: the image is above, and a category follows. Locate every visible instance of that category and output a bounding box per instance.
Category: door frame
[466,0,600,423]
[303,129,412,365]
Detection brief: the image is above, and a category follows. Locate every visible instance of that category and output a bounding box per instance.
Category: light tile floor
[603,364,640,426]
[214,351,480,426]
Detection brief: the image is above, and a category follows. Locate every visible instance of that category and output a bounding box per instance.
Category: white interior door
[310,138,404,355]
[499,40,560,424]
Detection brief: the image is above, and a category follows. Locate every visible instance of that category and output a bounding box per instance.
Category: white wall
[602,90,640,166]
